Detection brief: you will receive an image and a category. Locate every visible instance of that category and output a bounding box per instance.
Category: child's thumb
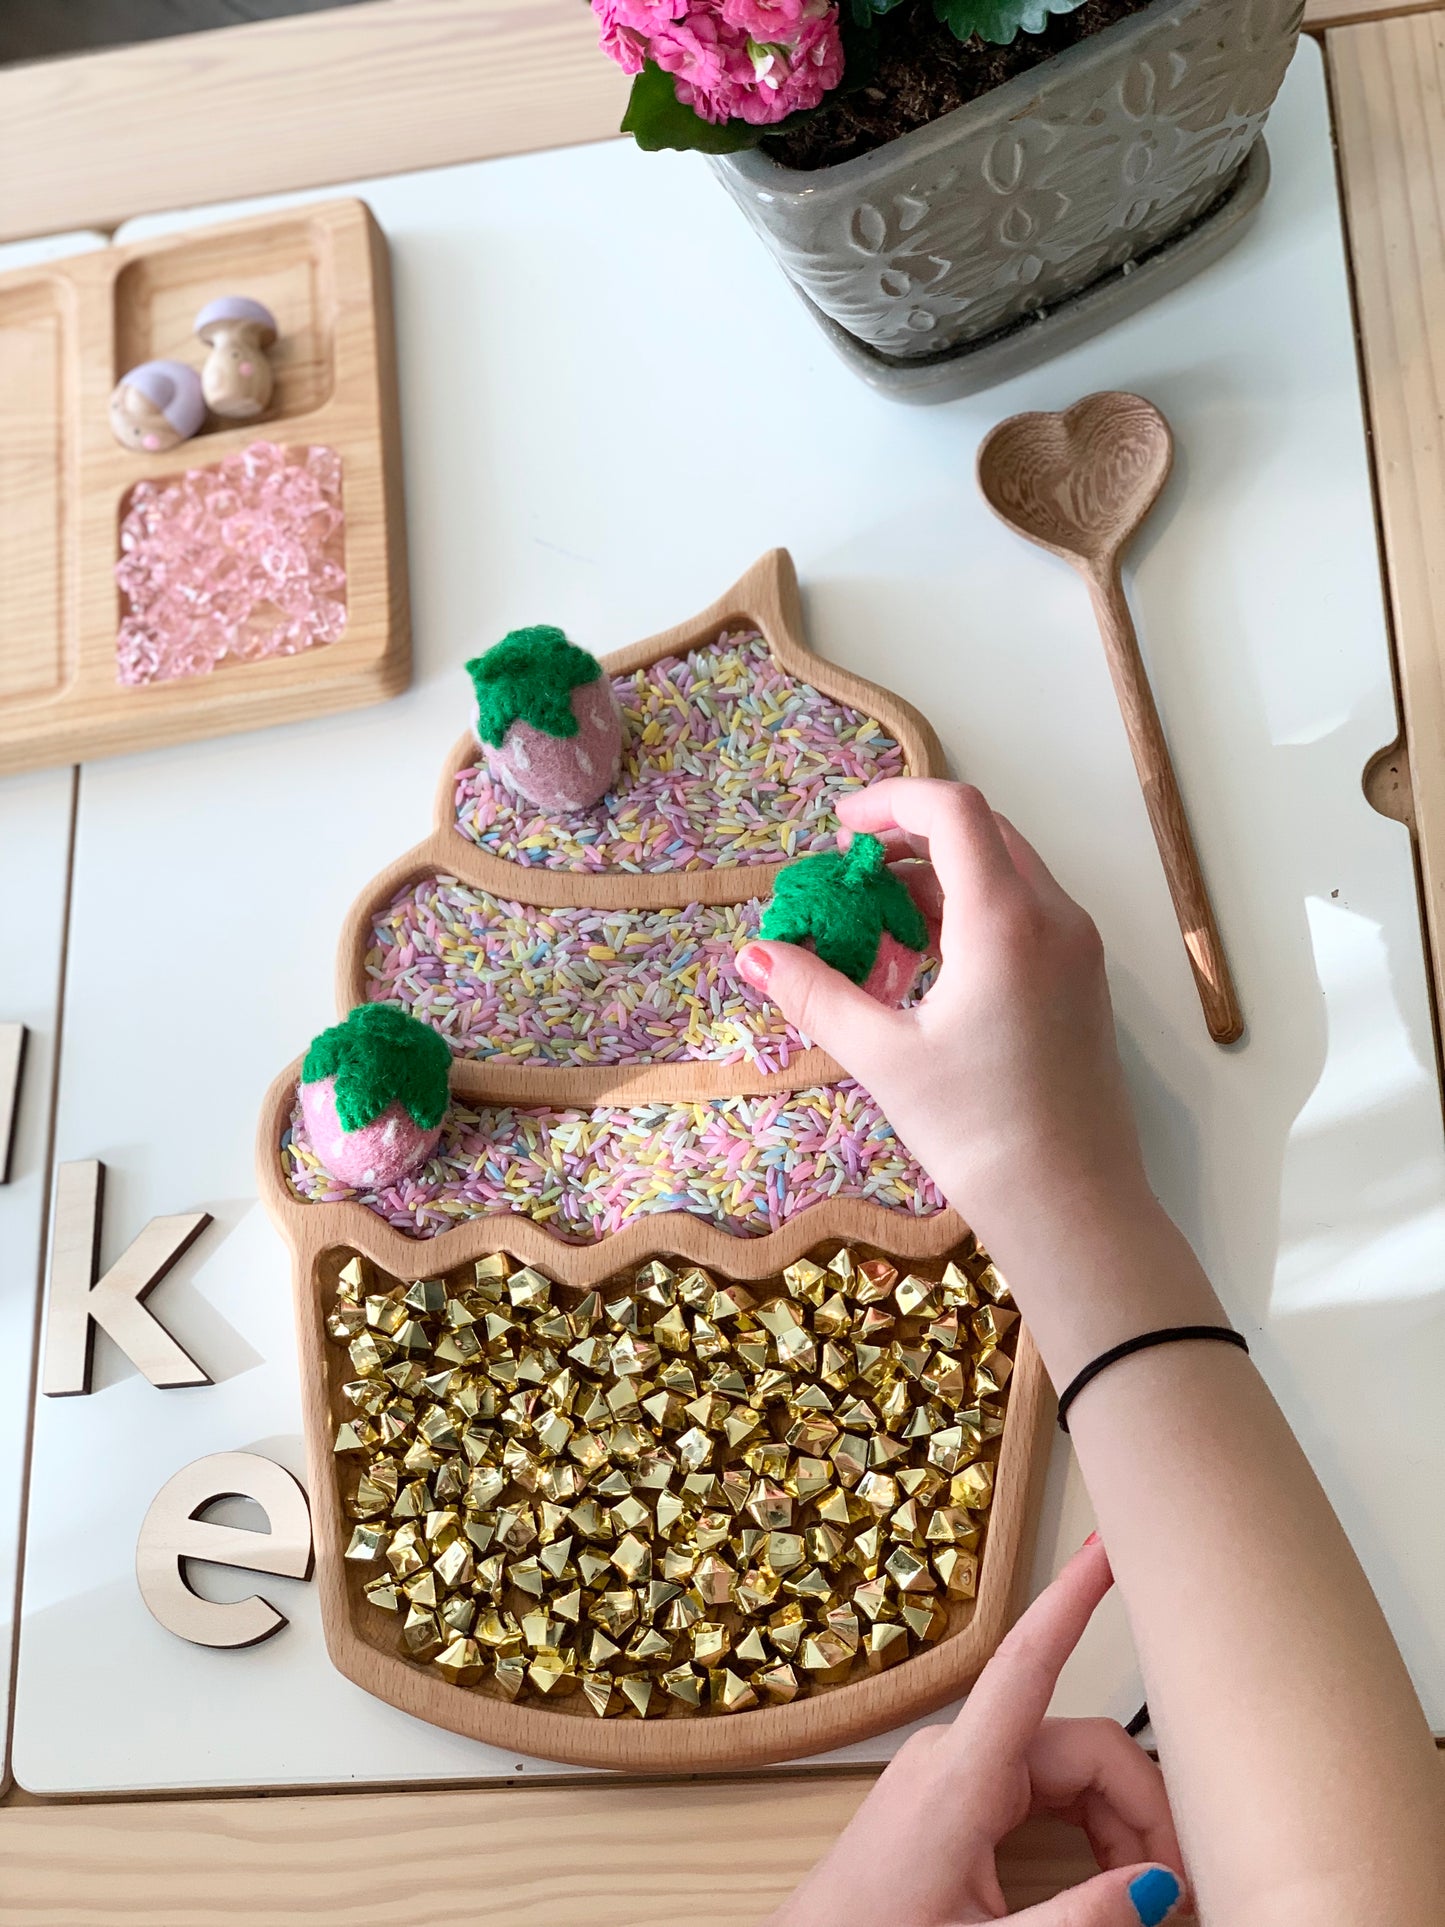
[1008,1864,1185,1927]
[737,941,898,1077]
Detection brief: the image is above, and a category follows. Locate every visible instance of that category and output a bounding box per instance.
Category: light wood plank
[1308,0,1441,24]
[0,1785,1100,1924]
[0,0,630,244]
[0,0,1392,247]
[1328,12,1445,1038]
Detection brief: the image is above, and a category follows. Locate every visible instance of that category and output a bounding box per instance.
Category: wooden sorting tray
[0,198,408,775]
[256,550,1052,1772]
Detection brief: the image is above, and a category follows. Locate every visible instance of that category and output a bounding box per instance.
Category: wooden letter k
[42,1160,212,1395]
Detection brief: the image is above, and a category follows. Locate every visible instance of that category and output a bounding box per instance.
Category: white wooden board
[0,232,106,1785]
[13,41,1445,1793]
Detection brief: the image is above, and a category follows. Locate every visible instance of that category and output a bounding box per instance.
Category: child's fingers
[1007,1863,1184,1927]
[994,812,1080,913]
[1026,1718,1183,1875]
[939,1538,1115,1775]
[737,940,901,1079]
[836,780,1019,922]
[889,859,944,940]
[838,824,930,866]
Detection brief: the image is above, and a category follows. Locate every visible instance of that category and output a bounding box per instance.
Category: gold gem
[617,1675,654,1717]
[691,1621,731,1666]
[935,1547,979,1597]
[662,1664,703,1707]
[434,1636,485,1684]
[528,1651,577,1696]
[762,1532,803,1575]
[974,1353,1014,1400]
[754,1661,799,1702]
[940,1261,979,1308]
[901,1599,947,1642]
[951,1463,995,1510]
[975,1263,1010,1303]
[493,1655,526,1700]
[866,1621,909,1672]
[783,1259,828,1303]
[710,1668,758,1713]
[581,1672,616,1718]
[611,1533,652,1583]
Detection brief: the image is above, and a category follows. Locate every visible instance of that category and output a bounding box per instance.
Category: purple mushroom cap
[121,359,207,436]
[194,295,278,345]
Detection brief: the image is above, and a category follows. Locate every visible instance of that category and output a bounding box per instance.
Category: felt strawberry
[467,626,623,813]
[299,1003,451,1188]
[759,832,929,1006]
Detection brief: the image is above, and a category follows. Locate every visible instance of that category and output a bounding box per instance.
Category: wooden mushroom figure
[108,359,206,453]
[194,296,278,421]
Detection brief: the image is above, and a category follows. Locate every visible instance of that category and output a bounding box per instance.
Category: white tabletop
[13,41,1445,1794]
[0,230,108,1785]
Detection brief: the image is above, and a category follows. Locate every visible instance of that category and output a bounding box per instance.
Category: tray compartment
[0,278,71,708]
[112,213,334,429]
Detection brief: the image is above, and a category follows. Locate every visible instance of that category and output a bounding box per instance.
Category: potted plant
[591,0,1304,399]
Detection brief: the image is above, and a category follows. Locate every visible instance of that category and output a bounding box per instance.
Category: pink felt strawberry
[299,1003,450,1189]
[467,626,623,813]
[759,832,929,1007]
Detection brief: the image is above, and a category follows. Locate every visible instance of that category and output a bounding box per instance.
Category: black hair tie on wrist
[1056,1325,1249,1432]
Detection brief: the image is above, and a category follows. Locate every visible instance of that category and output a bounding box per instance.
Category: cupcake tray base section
[0,197,409,776]
[293,1235,1050,1771]
[13,44,1445,1795]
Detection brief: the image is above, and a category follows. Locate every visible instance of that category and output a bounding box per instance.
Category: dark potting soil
[763,0,1154,171]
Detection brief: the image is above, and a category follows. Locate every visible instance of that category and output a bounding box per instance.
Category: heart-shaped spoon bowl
[977,391,1173,570]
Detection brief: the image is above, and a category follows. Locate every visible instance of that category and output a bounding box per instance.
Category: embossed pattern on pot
[710,0,1303,361]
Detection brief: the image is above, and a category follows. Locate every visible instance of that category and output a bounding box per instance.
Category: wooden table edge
[5,7,1445,1922]
[0,0,1429,246]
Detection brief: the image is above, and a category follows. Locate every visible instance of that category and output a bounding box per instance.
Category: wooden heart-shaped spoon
[978,391,1243,1046]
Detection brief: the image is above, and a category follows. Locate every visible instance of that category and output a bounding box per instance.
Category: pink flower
[652,10,754,120]
[592,0,651,72]
[718,0,807,40]
[732,7,844,121]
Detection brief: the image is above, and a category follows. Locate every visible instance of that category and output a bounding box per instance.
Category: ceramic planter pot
[710,0,1303,401]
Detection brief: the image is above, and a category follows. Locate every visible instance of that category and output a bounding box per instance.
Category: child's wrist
[969,1187,1223,1389]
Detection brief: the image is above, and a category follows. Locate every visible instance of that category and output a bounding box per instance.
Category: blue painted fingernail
[1129,1868,1180,1925]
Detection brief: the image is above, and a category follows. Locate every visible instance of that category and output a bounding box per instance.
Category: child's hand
[738,779,1153,1263]
[769,1539,1185,1927]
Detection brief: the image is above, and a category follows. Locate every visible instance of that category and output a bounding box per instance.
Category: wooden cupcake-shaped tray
[0,198,408,776]
[257,550,1051,1770]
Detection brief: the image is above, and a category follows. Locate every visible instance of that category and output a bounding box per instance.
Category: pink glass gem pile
[115,440,346,686]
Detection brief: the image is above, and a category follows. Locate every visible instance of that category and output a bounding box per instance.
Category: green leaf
[466,625,601,747]
[931,0,1088,46]
[760,834,927,985]
[302,1004,451,1133]
[620,61,765,153]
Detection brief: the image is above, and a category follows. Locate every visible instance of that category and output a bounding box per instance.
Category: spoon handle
[1085,564,1243,1045]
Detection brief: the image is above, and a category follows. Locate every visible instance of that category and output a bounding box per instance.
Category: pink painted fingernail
[737,944,772,990]
[1082,1531,1101,1547]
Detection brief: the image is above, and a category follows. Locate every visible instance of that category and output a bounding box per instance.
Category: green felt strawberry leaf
[466,626,601,747]
[931,0,1089,44]
[302,1004,451,1133]
[760,833,928,984]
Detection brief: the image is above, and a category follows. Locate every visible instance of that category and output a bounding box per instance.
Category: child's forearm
[997,1198,1445,1926]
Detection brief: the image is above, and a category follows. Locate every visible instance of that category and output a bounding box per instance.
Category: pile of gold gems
[333,1244,1017,1719]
